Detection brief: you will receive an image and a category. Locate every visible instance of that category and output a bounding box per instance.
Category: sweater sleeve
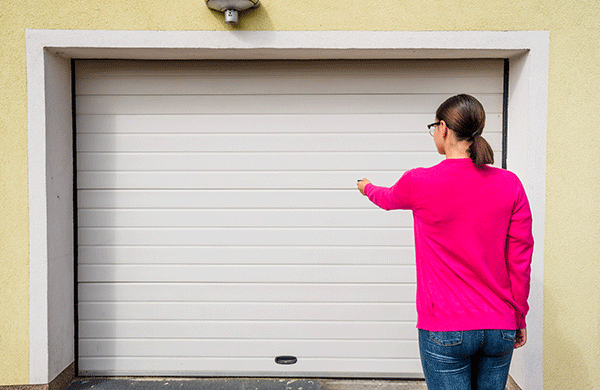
[506,182,534,329]
[364,171,413,211]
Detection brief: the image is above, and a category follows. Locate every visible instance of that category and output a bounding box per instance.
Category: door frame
[26,29,548,388]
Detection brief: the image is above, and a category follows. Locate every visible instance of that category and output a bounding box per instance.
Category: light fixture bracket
[205,0,260,24]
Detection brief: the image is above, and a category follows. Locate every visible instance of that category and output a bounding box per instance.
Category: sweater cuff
[516,313,527,329]
[364,182,374,197]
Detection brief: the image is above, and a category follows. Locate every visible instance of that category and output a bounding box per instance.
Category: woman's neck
[444,139,472,159]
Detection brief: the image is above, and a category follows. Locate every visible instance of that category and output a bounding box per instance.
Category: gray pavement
[65,379,428,390]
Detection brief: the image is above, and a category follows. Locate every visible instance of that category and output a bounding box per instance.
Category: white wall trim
[26,31,49,385]
[26,29,548,388]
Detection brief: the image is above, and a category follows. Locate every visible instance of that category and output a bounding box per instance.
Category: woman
[357,94,533,390]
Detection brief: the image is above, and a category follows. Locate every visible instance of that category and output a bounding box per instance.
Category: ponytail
[468,133,494,165]
[436,94,494,166]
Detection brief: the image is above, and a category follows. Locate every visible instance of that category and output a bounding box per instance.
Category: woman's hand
[357,178,371,196]
[514,328,527,349]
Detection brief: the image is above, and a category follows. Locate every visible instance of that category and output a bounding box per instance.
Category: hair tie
[471,131,480,140]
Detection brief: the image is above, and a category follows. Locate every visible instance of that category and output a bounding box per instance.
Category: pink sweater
[365,158,533,331]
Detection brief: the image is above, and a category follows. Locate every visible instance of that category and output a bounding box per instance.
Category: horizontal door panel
[77,75,502,95]
[75,58,503,78]
[79,320,418,340]
[79,339,420,359]
[77,209,413,228]
[78,283,416,303]
[79,302,418,321]
[76,113,502,134]
[78,356,424,377]
[77,227,415,246]
[76,171,407,190]
[76,167,502,190]
[76,94,503,115]
[77,246,416,265]
[78,265,417,283]
[76,133,503,153]
[77,189,374,209]
[77,152,444,172]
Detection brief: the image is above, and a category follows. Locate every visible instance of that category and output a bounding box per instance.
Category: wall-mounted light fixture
[205,0,260,24]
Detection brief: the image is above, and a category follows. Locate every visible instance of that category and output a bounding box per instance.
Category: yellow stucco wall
[1,0,599,388]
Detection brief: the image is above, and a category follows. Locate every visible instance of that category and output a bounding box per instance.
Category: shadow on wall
[544,286,590,388]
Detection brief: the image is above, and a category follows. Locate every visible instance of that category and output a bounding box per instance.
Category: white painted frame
[26,30,548,389]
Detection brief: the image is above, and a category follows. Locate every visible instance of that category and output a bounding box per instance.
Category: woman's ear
[439,120,448,138]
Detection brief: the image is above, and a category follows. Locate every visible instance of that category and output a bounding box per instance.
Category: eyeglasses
[427,122,441,136]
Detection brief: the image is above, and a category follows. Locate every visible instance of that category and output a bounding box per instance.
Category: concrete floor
[65,378,428,390]
[321,379,427,390]
[65,376,524,390]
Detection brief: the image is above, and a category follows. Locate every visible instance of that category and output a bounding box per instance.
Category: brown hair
[436,94,494,165]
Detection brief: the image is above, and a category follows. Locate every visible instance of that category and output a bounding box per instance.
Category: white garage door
[76,59,505,377]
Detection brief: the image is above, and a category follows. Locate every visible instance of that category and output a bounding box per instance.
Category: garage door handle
[275,356,298,365]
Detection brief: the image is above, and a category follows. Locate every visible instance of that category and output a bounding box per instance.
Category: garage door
[76,59,505,377]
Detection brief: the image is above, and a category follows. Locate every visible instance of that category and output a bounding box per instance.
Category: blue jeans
[418,329,515,390]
